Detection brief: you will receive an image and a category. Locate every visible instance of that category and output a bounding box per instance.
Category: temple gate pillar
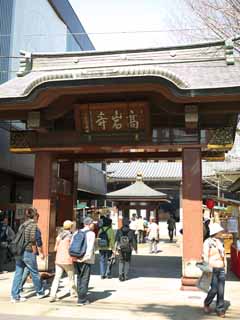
[33,152,57,271]
[57,161,76,226]
[181,148,203,290]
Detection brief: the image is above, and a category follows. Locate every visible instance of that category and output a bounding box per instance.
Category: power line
[0,26,239,38]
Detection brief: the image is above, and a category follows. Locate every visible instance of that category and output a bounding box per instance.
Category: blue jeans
[20,267,31,290]
[204,268,225,313]
[11,251,44,299]
[99,250,112,277]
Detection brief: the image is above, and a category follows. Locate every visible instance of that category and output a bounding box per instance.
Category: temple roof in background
[107,161,240,181]
[106,173,167,201]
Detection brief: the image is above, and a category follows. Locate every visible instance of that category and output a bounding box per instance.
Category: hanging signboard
[227,217,238,233]
[74,101,149,134]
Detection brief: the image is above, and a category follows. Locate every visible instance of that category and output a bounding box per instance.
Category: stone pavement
[0,237,239,320]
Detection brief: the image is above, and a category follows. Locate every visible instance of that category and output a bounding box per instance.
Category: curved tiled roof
[107,161,240,181]
[106,178,167,199]
[0,38,239,100]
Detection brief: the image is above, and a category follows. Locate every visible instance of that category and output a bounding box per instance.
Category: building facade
[0,0,106,206]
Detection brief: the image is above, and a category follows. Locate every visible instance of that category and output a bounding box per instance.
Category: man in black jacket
[115,218,137,281]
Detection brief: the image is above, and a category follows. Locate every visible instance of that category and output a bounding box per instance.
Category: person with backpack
[0,213,15,274]
[115,218,137,281]
[49,220,77,302]
[20,214,44,291]
[10,208,49,302]
[97,217,115,279]
[71,217,95,305]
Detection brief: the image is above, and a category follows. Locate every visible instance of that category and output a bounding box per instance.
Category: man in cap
[73,217,95,305]
[203,223,227,318]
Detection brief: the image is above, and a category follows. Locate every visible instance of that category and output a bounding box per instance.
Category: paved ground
[0,237,239,319]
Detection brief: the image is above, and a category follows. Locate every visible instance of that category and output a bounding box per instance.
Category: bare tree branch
[185,0,240,47]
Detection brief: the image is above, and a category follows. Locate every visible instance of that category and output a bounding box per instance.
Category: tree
[186,0,240,48]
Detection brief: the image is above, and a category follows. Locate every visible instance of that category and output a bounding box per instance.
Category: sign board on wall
[227,217,238,233]
[75,101,149,134]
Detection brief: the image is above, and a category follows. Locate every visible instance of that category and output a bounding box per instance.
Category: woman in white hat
[203,223,227,318]
[49,220,77,302]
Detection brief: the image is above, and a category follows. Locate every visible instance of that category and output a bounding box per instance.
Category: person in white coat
[147,218,159,254]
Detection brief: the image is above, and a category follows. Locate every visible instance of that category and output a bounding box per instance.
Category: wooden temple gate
[0,39,239,289]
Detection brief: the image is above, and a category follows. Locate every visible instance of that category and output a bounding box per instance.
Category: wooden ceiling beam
[43,96,77,120]
[2,82,240,112]
[55,150,224,162]
[0,110,28,120]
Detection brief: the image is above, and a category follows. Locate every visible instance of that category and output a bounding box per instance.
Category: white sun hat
[63,220,73,230]
[209,223,224,236]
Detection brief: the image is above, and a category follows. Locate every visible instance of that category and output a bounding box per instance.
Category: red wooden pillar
[182,148,203,290]
[33,152,56,271]
[57,161,75,226]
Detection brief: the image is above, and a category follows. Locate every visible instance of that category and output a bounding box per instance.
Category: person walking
[0,213,15,274]
[147,217,159,254]
[72,217,96,305]
[49,220,77,302]
[129,215,138,240]
[11,208,49,302]
[20,214,44,291]
[167,215,176,242]
[203,223,227,318]
[97,217,115,279]
[136,216,144,243]
[115,219,137,281]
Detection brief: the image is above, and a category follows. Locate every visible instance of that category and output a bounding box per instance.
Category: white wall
[10,0,67,78]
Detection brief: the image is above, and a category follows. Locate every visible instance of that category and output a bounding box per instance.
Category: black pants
[137,230,144,243]
[204,268,225,313]
[168,229,174,241]
[74,262,91,303]
[0,246,7,272]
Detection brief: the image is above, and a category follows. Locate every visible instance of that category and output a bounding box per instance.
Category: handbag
[197,272,212,292]
[196,261,213,273]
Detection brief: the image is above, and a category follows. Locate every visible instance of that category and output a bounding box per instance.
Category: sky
[69,0,212,51]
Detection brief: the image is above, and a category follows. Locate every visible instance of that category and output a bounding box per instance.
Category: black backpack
[8,222,30,258]
[98,227,110,248]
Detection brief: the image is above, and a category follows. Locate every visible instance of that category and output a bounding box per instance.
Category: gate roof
[0,38,240,103]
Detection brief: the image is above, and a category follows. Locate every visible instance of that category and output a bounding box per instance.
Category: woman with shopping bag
[201,223,227,318]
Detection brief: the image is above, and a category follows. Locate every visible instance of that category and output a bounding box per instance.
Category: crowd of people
[0,209,139,305]
[128,214,176,249]
[0,208,228,316]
